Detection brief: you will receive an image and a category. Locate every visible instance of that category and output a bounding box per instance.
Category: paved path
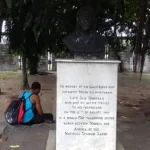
[0,123,125,150]
[0,123,55,150]
[118,120,150,150]
[1,120,150,150]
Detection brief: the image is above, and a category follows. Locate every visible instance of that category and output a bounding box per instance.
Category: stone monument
[56,60,120,150]
[56,6,122,150]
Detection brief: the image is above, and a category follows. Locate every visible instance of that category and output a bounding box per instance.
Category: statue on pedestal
[63,6,107,59]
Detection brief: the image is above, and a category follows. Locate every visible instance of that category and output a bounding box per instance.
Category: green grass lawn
[120,73,150,80]
[0,71,21,80]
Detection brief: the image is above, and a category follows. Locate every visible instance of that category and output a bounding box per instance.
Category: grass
[0,71,21,80]
[140,74,150,79]
[120,73,150,80]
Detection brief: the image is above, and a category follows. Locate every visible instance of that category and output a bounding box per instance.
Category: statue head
[76,6,96,32]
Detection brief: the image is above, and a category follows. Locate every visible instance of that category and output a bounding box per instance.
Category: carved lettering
[59,84,116,138]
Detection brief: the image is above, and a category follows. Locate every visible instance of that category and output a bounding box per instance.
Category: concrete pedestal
[56,59,120,150]
[45,130,124,150]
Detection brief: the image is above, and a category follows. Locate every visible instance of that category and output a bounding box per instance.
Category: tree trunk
[140,12,150,78]
[28,55,39,75]
[29,66,38,75]
[21,55,29,90]
[134,0,148,73]
[133,55,139,72]
[115,52,124,72]
[140,55,145,73]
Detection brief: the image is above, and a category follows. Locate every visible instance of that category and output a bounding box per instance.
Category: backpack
[4,91,32,125]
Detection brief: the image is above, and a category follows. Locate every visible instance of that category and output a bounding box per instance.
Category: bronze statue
[63,6,107,59]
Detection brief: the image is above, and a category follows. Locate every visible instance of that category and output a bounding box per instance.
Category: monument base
[45,130,125,150]
[56,59,120,150]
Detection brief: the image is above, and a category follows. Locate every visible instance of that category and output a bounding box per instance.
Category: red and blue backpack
[4,91,32,125]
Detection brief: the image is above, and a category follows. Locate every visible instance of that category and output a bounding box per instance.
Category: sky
[1,21,7,44]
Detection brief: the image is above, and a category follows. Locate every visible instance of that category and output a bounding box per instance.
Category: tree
[6,0,35,89]
[0,0,12,42]
[133,0,148,73]
[6,0,48,89]
[5,0,133,76]
[5,0,150,80]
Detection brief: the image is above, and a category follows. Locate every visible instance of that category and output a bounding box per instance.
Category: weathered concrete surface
[0,123,55,150]
[0,121,7,136]
[118,121,150,150]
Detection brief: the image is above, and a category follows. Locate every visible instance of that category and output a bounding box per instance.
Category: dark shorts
[24,113,53,125]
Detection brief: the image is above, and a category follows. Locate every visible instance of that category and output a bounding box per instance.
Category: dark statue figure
[63,6,107,59]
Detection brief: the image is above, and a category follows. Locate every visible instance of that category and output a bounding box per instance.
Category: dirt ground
[118,74,150,122]
[0,72,56,122]
[1,72,150,149]
[1,72,150,121]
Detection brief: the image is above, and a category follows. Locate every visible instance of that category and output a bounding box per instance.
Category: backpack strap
[20,91,32,100]
[19,91,26,99]
[20,91,33,112]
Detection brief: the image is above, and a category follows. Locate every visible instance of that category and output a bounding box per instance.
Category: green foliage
[3,0,150,73]
[5,0,136,55]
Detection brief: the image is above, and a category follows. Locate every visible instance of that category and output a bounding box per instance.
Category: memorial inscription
[58,84,115,137]
[56,60,120,150]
